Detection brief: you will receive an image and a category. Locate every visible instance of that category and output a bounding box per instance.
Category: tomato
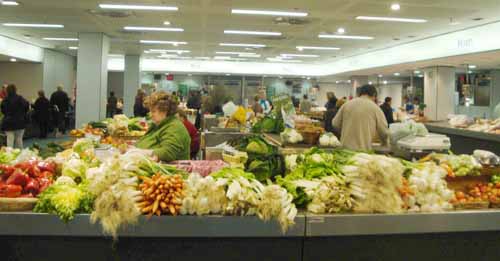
[456,191,465,200]
[0,184,22,197]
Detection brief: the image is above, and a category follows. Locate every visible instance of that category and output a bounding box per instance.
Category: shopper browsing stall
[332,85,389,151]
[135,91,191,162]
[1,84,29,148]
[380,97,395,126]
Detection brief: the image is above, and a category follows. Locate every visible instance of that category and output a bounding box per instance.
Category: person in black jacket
[134,89,148,117]
[380,97,395,126]
[107,91,118,117]
[50,85,69,134]
[33,90,51,138]
[324,98,345,133]
[1,84,29,148]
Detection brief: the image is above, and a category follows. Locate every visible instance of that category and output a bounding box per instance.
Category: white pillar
[124,55,141,117]
[350,76,368,97]
[75,33,109,127]
[423,67,455,121]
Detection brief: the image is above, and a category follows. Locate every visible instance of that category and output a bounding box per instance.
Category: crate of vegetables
[0,161,55,211]
[452,182,500,209]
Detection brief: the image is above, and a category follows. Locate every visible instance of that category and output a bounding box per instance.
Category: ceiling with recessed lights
[1,0,500,65]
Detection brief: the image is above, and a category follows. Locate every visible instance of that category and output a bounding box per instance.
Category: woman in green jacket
[135,91,191,162]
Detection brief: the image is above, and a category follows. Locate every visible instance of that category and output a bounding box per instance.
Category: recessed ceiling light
[9,58,17,62]
[43,37,78,41]
[238,54,261,58]
[391,3,401,11]
[337,27,346,34]
[68,46,78,50]
[468,70,473,74]
[3,23,64,28]
[418,74,424,78]
[468,65,477,69]
[296,46,340,51]
[99,4,178,11]
[140,40,187,45]
[368,81,373,85]
[124,26,184,32]
[266,58,302,63]
[378,74,383,78]
[215,51,256,55]
[163,21,171,26]
[356,16,427,23]
[224,30,282,36]
[394,72,400,76]
[281,53,319,58]
[1,1,19,6]
[383,80,388,84]
[335,81,340,84]
[318,34,373,40]
[226,73,231,76]
[307,77,311,80]
[149,49,190,53]
[194,57,211,60]
[414,70,421,74]
[231,9,307,17]
[219,43,266,48]
[347,80,351,83]
[279,76,283,79]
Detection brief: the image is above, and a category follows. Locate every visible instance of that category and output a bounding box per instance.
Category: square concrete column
[424,67,456,121]
[75,33,109,127]
[123,55,141,117]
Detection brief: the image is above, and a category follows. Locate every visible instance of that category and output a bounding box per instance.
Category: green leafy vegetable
[34,183,94,222]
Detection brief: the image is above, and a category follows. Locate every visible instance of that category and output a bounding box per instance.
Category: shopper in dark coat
[50,85,69,134]
[107,91,118,117]
[134,89,148,117]
[33,90,51,138]
[324,98,345,133]
[380,97,395,126]
[1,84,29,148]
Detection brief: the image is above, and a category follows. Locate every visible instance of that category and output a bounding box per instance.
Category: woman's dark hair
[303,94,308,99]
[38,90,45,98]
[6,84,17,96]
[358,84,377,97]
[385,97,392,103]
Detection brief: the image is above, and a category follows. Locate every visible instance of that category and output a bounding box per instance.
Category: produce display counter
[425,122,500,155]
[3,211,500,260]
[0,212,305,238]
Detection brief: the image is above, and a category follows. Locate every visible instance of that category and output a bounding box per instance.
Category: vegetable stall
[1,131,500,260]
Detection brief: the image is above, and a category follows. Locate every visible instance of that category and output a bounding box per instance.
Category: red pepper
[25,179,40,196]
[38,171,54,180]
[14,162,31,171]
[37,161,56,174]
[0,184,22,197]
[0,164,16,181]
[28,165,41,178]
[38,177,52,193]
[5,169,29,187]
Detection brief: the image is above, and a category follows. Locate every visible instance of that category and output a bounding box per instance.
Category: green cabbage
[62,158,88,183]
[34,183,94,222]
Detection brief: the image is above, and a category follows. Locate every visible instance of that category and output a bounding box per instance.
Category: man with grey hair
[50,85,69,135]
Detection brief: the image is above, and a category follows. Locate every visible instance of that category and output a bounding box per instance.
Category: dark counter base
[304,232,500,261]
[3,233,500,261]
[2,237,303,261]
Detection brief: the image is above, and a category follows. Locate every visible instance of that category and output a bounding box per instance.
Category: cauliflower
[280,128,303,144]
[319,133,341,147]
[62,158,88,183]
